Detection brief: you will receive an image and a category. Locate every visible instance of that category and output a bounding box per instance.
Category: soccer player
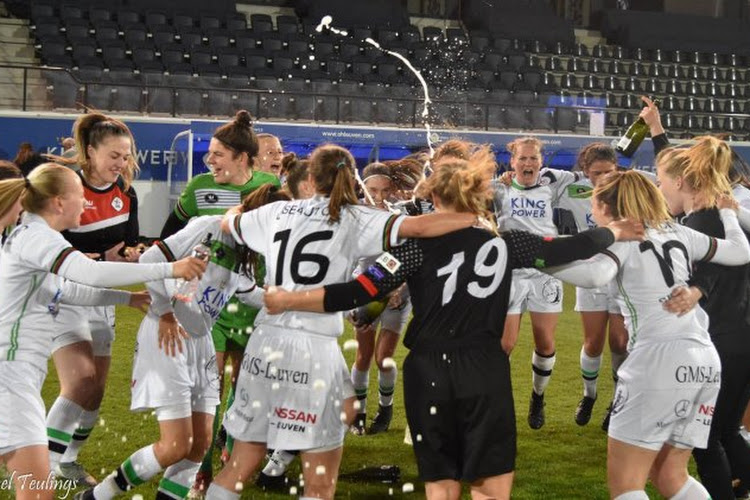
[0,164,204,500]
[656,137,750,499]
[493,136,581,430]
[158,111,279,494]
[205,143,480,500]
[75,185,288,500]
[260,154,644,500]
[256,133,284,178]
[45,113,147,486]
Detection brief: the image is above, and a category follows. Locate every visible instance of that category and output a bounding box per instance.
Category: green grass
[16,284,686,499]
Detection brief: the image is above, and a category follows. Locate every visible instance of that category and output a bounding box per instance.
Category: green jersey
[172,171,280,349]
[174,171,280,221]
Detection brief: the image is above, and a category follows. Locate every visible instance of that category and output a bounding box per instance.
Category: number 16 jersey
[228,195,404,337]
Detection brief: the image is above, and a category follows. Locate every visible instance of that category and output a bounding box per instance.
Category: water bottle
[173,233,212,303]
[615,97,661,158]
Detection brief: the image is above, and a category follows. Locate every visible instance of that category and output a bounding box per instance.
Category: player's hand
[121,243,148,262]
[499,170,514,186]
[220,204,242,234]
[263,286,289,314]
[639,95,665,137]
[158,313,188,356]
[386,290,403,310]
[128,291,151,313]
[172,256,207,280]
[103,242,127,262]
[717,193,739,211]
[606,219,645,242]
[662,286,702,316]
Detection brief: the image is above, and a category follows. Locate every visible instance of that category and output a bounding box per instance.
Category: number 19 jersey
[228,196,404,337]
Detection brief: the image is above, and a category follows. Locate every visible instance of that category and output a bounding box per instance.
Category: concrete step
[0,43,36,61]
[0,24,30,39]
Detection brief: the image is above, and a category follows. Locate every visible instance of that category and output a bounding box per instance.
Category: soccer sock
[377,366,397,407]
[205,483,240,499]
[46,396,84,470]
[61,408,99,463]
[157,459,201,499]
[669,476,711,500]
[261,449,297,477]
[199,404,221,474]
[93,444,162,499]
[225,386,236,454]
[531,350,556,396]
[351,366,369,412]
[580,347,602,399]
[614,491,649,500]
[611,351,627,382]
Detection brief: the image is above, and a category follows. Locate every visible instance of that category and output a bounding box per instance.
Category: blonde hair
[593,170,672,227]
[656,136,732,208]
[507,136,543,157]
[0,163,76,220]
[308,144,358,223]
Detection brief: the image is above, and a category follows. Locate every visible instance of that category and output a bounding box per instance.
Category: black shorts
[403,345,516,483]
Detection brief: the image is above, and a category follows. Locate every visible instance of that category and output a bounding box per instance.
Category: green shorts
[211,298,258,352]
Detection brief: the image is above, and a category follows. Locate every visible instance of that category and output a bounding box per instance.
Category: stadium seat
[44,69,81,108]
[555,107,577,131]
[175,88,206,115]
[250,14,273,33]
[116,8,141,26]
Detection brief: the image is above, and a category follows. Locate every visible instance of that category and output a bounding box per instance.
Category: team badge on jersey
[205,193,219,204]
[111,196,124,212]
[542,278,561,304]
[376,252,401,274]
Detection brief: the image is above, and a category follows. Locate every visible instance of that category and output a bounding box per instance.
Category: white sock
[61,408,99,463]
[532,350,556,396]
[206,483,241,499]
[261,450,296,477]
[158,459,201,499]
[46,396,84,470]
[93,444,162,499]
[614,491,649,500]
[378,367,397,407]
[669,476,711,500]
[351,366,369,411]
[580,347,602,399]
[611,351,627,381]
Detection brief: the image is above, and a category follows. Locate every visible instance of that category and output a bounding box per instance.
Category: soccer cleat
[601,401,613,432]
[575,396,597,426]
[350,412,367,436]
[187,470,212,499]
[368,404,393,435]
[56,461,98,487]
[255,471,289,491]
[528,391,546,430]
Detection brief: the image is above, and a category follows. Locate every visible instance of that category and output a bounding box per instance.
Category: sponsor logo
[205,354,220,390]
[111,196,124,212]
[542,278,561,304]
[698,403,714,416]
[279,203,330,217]
[376,252,401,274]
[83,198,95,209]
[197,286,231,321]
[674,399,691,418]
[510,197,547,218]
[204,193,219,204]
[674,365,720,384]
[274,407,317,424]
[611,384,628,416]
[242,356,310,386]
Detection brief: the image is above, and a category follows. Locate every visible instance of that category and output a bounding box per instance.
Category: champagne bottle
[173,232,213,303]
[615,98,661,158]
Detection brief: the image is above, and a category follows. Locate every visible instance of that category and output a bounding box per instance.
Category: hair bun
[235,110,253,128]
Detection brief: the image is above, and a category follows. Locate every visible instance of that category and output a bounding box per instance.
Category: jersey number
[638,240,689,287]
[435,239,506,305]
[273,229,333,285]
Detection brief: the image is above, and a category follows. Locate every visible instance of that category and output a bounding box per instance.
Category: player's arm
[396,212,477,239]
[235,275,264,309]
[59,281,151,312]
[693,207,750,266]
[264,241,422,314]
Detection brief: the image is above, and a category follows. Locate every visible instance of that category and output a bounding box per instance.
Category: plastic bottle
[173,232,212,303]
[615,97,661,158]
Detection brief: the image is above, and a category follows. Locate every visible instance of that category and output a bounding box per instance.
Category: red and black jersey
[63,172,139,256]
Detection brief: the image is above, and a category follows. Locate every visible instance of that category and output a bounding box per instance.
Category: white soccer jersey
[142,215,248,338]
[0,214,141,370]
[605,224,719,350]
[733,184,750,210]
[557,176,595,231]
[493,168,578,235]
[228,195,405,337]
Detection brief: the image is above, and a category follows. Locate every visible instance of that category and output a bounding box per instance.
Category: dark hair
[576,142,617,172]
[213,110,259,168]
[308,144,358,223]
[729,149,750,189]
[283,154,310,199]
[362,162,391,180]
[0,160,22,181]
[237,183,291,278]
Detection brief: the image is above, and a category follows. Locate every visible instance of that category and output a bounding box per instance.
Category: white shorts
[0,361,47,455]
[130,314,220,413]
[224,325,354,451]
[375,298,412,334]
[508,268,563,314]
[608,338,721,451]
[52,304,115,357]
[574,286,621,314]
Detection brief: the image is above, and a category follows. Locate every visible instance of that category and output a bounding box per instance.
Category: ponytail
[309,144,358,223]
